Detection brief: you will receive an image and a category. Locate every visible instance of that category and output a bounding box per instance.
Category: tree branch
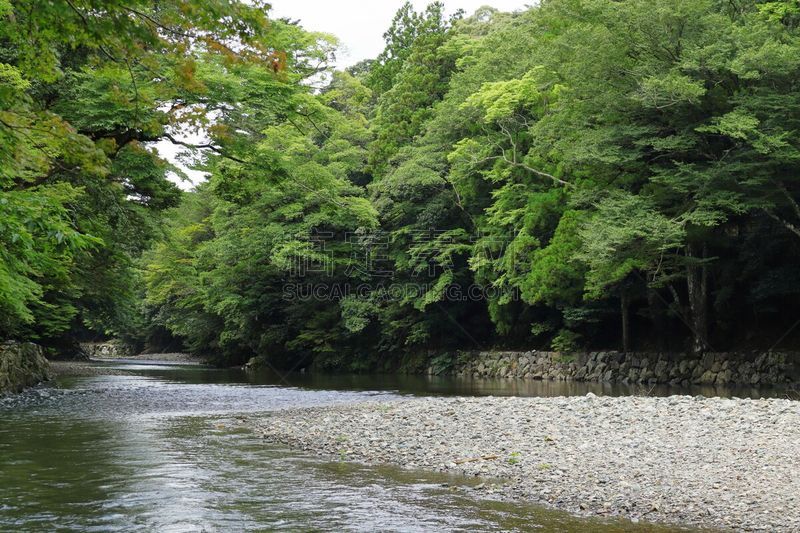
[498,152,572,188]
[764,209,800,239]
[162,133,248,164]
[120,6,195,39]
[779,182,800,221]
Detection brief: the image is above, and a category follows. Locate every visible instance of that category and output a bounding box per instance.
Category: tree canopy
[4,0,800,366]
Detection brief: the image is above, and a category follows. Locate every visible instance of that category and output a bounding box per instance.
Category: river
[0,360,742,531]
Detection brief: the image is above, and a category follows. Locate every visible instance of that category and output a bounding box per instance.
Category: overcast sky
[270,1,531,67]
[162,1,532,189]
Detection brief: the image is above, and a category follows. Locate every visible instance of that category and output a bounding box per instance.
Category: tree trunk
[646,290,665,346]
[621,290,630,353]
[686,242,709,354]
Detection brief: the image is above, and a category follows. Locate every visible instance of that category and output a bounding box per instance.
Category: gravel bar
[257,394,800,531]
[49,360,138,377]
[96,352,205,364]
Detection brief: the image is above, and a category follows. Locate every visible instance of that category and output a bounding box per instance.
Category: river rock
[0,342,51,395]
[258,394,800,533]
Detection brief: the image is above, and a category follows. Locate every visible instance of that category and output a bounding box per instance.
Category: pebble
[256,395,800,532]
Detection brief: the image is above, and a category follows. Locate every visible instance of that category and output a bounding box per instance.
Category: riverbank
[0,342,50,395]
[48,360,138,377]
[50,353,204,378]
[110,352,204,364]
[258,394,800,532]
[430,350,800,387]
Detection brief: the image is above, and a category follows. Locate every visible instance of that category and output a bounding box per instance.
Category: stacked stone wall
[435,350,799,386]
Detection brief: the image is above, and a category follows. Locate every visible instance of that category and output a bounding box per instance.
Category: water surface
[0,361,710,531]
[103,358,795,400]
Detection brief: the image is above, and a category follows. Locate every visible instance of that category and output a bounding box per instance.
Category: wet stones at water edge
[434,350,800,386]
[0,342,51,395]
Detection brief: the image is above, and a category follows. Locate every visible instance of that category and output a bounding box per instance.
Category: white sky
[161,1,532,189]
[270,0,531,67]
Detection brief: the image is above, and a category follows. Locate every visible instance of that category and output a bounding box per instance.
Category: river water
[0,360,730,531]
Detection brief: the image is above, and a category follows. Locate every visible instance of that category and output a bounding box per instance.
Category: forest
[3,0,800,369]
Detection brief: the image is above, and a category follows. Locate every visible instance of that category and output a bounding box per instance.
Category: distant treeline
[3,1,800,367]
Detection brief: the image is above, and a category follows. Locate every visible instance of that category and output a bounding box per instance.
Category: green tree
[0,0,293,352]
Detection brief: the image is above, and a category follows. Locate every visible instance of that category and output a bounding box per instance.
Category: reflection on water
[0,363,705,531]
[101,359,793,400]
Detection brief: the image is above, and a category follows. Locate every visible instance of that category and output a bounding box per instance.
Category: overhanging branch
[162,133,248,164]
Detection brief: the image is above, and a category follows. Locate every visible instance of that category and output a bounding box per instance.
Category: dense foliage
[0,0,318,352]
[4,0,800,367]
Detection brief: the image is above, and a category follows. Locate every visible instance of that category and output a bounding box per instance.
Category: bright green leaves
[696,109,794,156]
[731,38,800,80]
[0,184,101,334]
[635,71,706,109]
[758,1,800,25]
[463,68,562,123]
[1,0,278,84]
[52,64,163,138]
[339,197,380,228]
[0,0,302,348]
[142,52,380,362]
[452,65,571,192]
[0,110,108,186]
[340,295,379,333]
[142,191,217,351]
[140,0,800,364]
[697,109,761,141]
[0,63,28,101]
[576,193,684,298]
[321,71,373,121]
[522,210,587,307]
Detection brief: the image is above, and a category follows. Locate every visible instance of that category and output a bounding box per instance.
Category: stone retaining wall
[80,340,135,359]
[436,350,800,386]
[0,342,51,395]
